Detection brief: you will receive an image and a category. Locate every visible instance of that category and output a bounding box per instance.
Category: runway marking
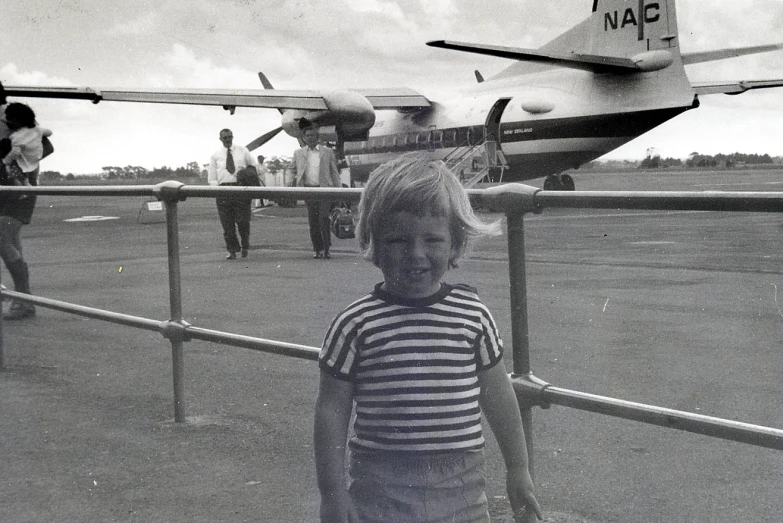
[64,216,120,222]
[529,210,697,221]
[692,181,783,187]
[629,241,676,245]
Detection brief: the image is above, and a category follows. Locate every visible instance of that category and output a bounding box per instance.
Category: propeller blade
[246,127,283,151]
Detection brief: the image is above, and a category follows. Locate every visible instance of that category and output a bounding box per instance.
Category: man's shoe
[226,252,237,260]
[4,300,35,320]
[241,249,249,258]
[323,251,331,259]
[313,251,323,259]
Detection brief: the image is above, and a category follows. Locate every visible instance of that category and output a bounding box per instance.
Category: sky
[2,0,783,175]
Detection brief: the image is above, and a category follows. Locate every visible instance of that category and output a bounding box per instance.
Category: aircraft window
[446,129,456,146]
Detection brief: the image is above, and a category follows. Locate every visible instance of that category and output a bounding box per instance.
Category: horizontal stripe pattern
[320,283,503,453]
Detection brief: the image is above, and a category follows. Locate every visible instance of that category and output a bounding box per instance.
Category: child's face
[375,211,454,299]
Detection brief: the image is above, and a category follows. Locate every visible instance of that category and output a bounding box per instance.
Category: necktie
[226,147,235,174]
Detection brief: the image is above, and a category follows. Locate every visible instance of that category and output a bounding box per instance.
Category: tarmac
[1,168,782,522]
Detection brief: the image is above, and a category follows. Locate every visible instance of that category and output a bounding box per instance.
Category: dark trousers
[216,195,251,253]
[306,200,332,253]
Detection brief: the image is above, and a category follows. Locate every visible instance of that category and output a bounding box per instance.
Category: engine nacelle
[281,90,376,142]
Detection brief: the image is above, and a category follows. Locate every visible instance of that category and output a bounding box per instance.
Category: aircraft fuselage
[344,66,695,183]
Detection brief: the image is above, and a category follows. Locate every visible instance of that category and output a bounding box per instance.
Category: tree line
[37,151,783,183]
[639,152,777,169]
[40,156,293,184]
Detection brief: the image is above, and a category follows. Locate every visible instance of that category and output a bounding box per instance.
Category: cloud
[0,63,74,87]
[106,12,160,36]
[343,0,408,23]
[3,0,783,173]
[145,44,262,89]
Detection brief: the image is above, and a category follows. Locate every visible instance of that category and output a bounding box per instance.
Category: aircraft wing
[427,40,641,73]
[691,79,783,95]
[3,85,431,111]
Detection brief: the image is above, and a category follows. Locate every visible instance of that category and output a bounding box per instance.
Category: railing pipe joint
[480,183,543,215]
[510,372,551,409]
[159,319,192,343]
[153,181,187,203]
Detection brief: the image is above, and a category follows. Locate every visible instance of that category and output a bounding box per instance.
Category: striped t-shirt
[319,282,504,453]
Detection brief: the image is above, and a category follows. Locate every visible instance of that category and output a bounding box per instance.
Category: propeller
[245,126,283,151]
[244,73,288,152]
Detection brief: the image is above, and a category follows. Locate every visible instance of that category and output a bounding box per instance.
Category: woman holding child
[0,85,50,320]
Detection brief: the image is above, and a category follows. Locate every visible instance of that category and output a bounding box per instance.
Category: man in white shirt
[292,121,341,259]
[207,128,258,259]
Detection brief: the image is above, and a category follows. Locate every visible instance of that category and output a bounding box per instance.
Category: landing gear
[543,173,575,191]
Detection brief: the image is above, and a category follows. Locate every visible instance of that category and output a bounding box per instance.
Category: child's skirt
[348,449,490,523]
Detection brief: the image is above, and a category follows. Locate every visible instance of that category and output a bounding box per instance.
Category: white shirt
[207,144,256,185]
[303,145,321,186]
[3,126,52,172]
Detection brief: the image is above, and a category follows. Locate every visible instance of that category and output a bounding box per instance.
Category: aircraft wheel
[543,176,559,191]
[561,174,575,191]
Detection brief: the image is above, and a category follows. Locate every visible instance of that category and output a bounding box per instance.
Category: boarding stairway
[444,137,508,188]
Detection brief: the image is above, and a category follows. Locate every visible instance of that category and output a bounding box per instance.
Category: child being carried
[1,102,52,193]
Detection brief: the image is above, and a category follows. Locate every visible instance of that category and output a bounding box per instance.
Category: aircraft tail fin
[542,0,679,58]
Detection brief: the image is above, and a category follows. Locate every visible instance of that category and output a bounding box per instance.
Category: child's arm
[2,138,20,165]
[478,362,544,521]
[313,371,359,523]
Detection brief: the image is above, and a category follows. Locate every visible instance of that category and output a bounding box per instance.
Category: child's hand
[507,465,544,521]
[320,489,359,523]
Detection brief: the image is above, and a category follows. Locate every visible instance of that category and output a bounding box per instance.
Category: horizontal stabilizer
[3,86,431,111]
[691,79,783,96]
[427,40,642,73]
[682,44,783,65]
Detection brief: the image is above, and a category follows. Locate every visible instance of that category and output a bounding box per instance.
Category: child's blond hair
[357,153,500,267]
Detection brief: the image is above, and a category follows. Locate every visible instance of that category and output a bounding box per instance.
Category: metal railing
[1,182,781,504]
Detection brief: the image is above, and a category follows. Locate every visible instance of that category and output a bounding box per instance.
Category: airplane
[5,0,783,190]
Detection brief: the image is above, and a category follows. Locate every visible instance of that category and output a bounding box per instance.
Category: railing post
[481,184,542,523]
[155,181,188,422]
[506,210,536,467]
[0,272,5,370]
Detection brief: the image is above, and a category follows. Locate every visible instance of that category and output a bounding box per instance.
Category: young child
[1,102,51,190]
[314,154,543,522]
